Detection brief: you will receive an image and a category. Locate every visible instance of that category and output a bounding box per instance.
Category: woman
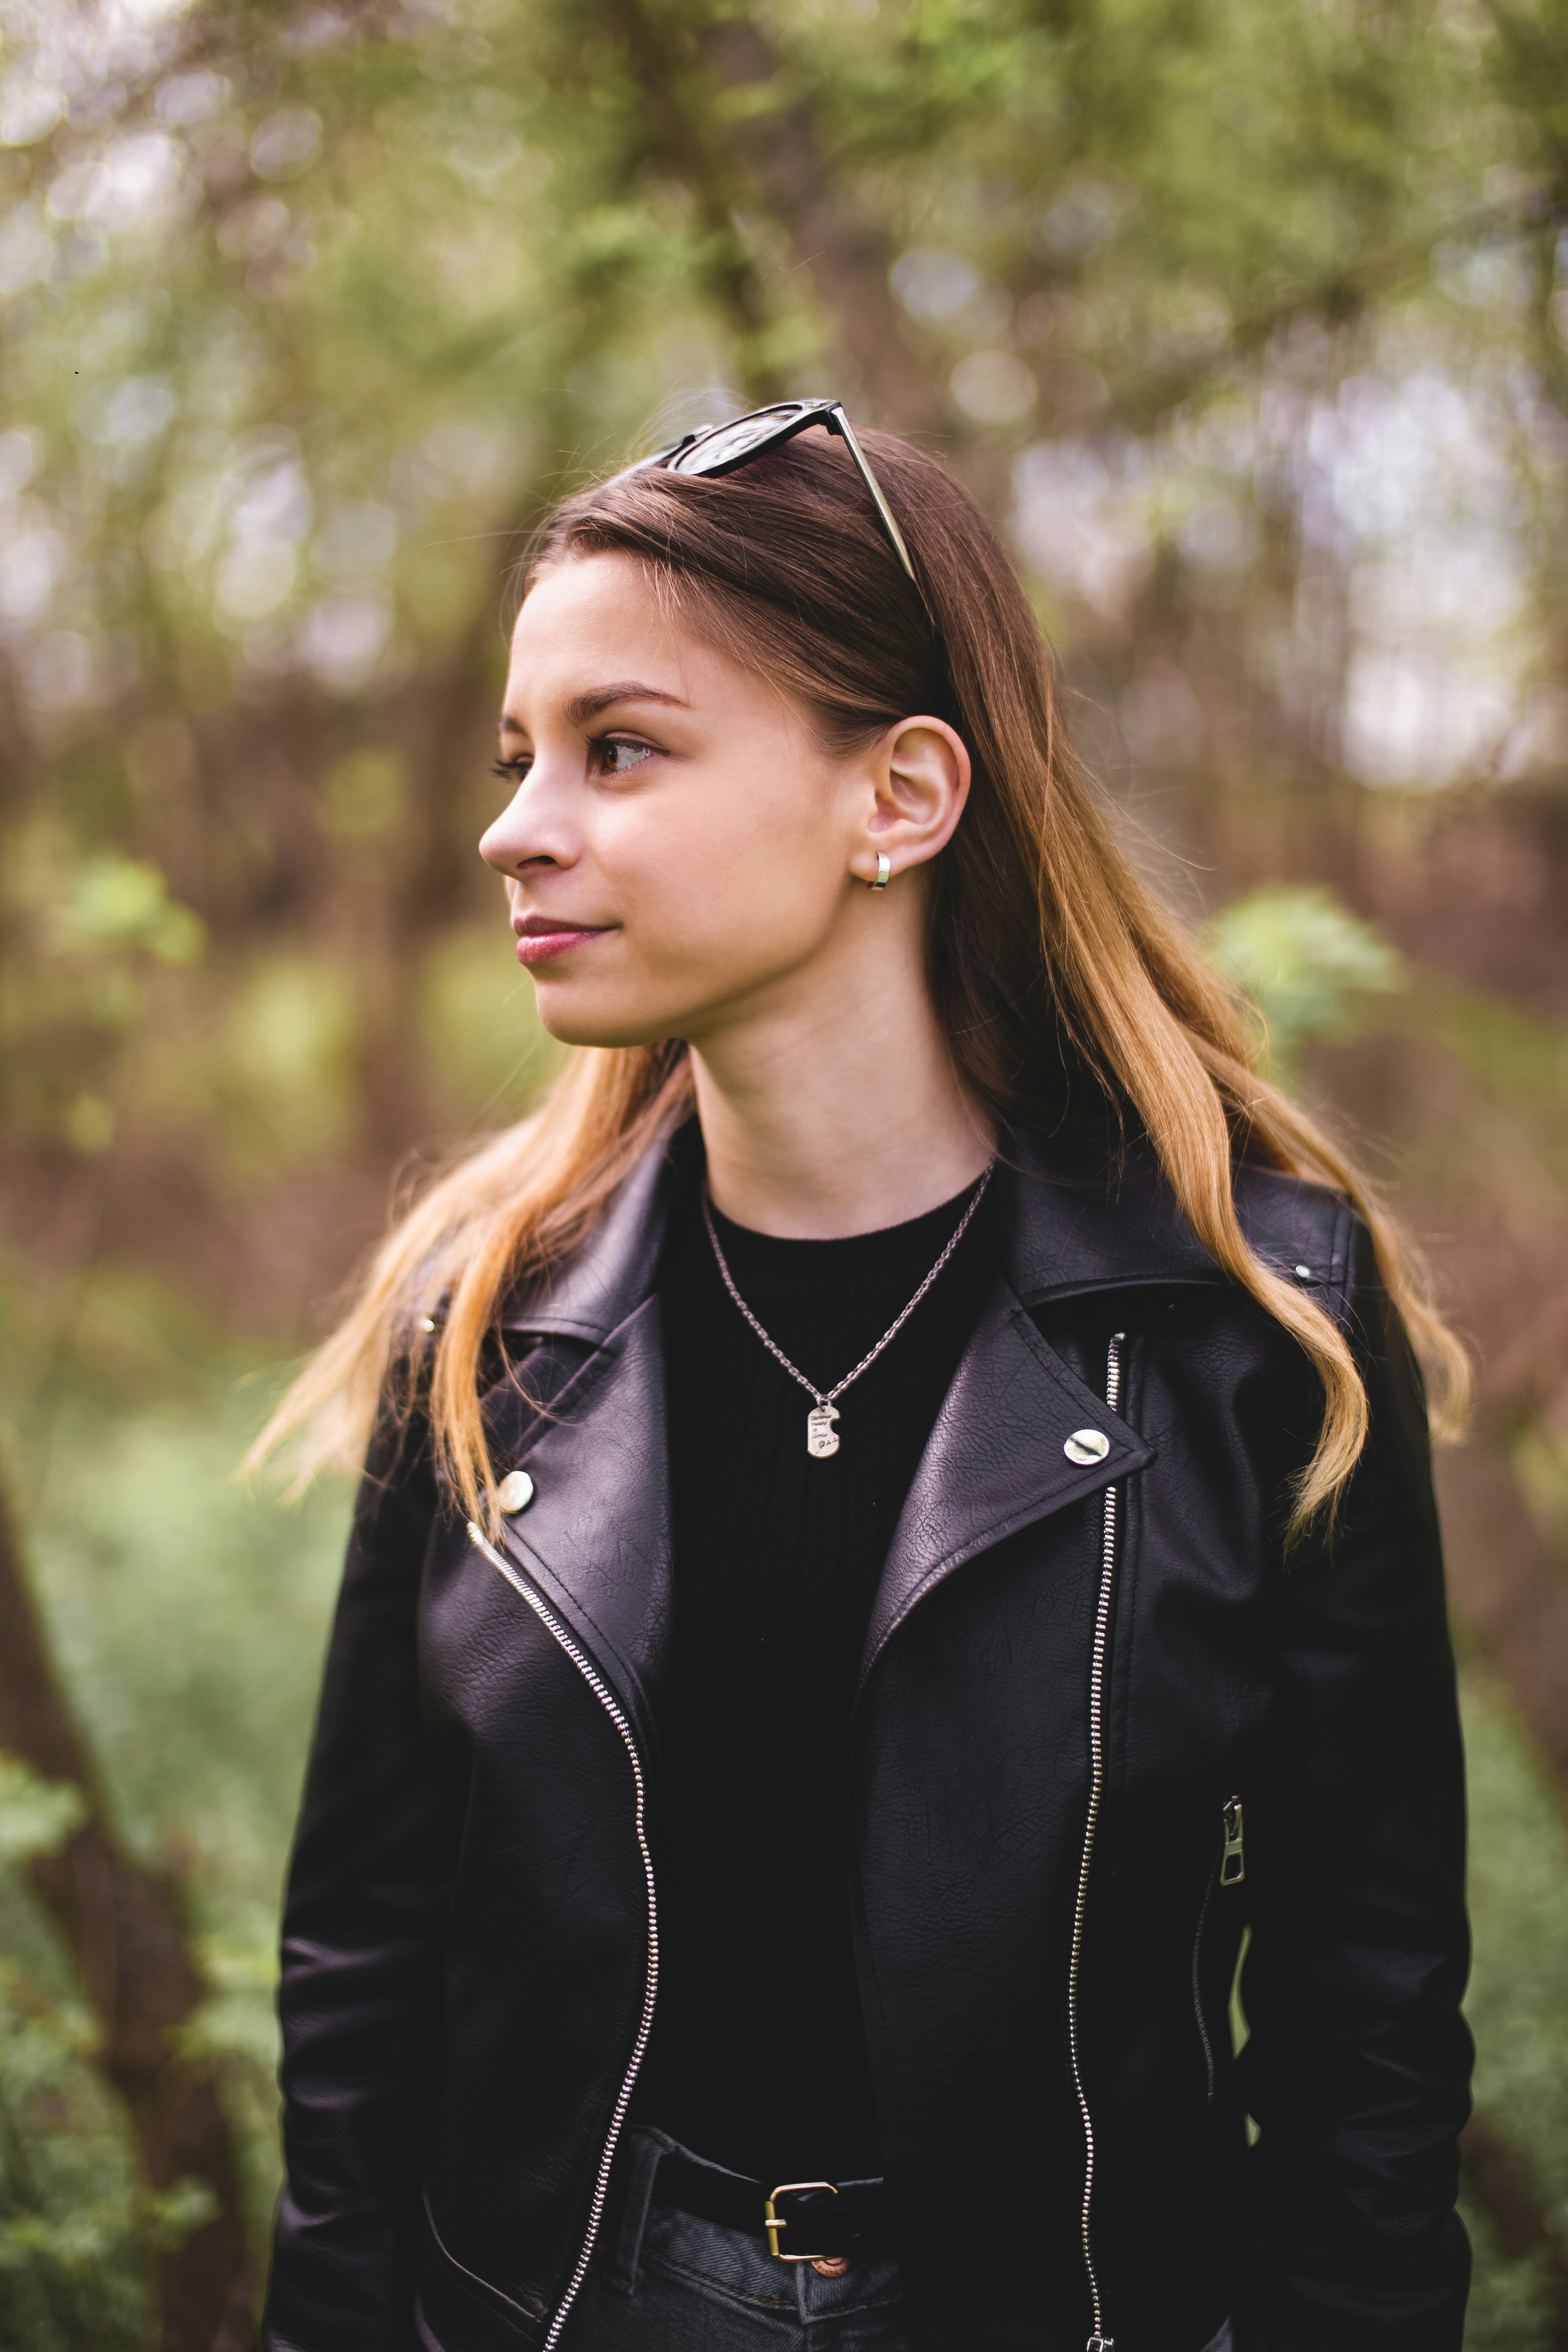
[256,404,1472,2352]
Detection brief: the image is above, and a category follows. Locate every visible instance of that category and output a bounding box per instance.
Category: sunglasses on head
[625,398,932,622]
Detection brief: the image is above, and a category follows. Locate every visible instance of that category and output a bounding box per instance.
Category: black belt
[652,2144,894,2262]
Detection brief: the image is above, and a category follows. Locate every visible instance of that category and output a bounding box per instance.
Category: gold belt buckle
[763,2179,837,2261]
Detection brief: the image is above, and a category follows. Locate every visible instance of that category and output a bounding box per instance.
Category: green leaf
[58,860,206,969]
[0,1758,87,1866]
[1205,886,1404,1076]
[139,2177,219,2254]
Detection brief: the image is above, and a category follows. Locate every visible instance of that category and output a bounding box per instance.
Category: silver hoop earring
[870,853,891,891]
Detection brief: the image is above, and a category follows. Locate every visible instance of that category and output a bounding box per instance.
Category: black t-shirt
[628,1155,995,2184]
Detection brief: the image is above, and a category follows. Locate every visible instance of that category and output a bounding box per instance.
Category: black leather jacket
[263,1131,1471,2352]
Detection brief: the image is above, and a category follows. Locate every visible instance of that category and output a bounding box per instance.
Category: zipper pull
[1220,1795,1245,1886]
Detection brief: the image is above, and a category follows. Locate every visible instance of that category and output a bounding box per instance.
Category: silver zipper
[467,1522,658,2352]
[1066,1333,1124,2352]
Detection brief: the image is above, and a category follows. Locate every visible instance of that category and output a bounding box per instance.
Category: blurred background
[0,0,1566,2342]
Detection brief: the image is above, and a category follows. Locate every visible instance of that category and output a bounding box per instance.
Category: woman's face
[480,551,965,1052]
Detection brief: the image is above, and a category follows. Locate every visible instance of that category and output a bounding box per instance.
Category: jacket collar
[999,1126,1348,1299]
[1000,1127,1223,1303]
[498,1125,685,1343]
[501,1115,1228,1345]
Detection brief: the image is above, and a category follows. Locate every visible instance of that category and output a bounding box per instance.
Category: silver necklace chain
[701,1162,995,1458]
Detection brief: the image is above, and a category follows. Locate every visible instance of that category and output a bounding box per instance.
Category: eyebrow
[498,681,690,739]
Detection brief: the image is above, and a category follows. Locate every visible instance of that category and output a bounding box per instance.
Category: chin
[531,984,688,1052]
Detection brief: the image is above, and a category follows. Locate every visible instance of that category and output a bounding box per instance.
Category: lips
[512,916,613,968]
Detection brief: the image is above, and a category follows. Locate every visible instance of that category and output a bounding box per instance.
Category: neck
[688,911,994,1240]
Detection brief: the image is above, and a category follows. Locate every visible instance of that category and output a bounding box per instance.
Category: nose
[479,764,578,878]
[479,804,529,876]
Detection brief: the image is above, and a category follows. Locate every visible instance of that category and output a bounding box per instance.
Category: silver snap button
[1064,1428,1111,1466]
[497,1470,534,1515]
[1293,1263,1312,1281]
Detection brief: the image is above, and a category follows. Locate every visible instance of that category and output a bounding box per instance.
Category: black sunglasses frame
[628,399,931,622]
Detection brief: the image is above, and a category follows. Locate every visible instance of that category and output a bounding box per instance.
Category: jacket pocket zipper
[467,1522,659,2352]
[1191,1867,1217,2104]
[1067,1333,1124,2352]
[1191,1797,1245,2104]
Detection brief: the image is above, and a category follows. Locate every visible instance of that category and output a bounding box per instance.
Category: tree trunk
[1433,1436,1568,1795]
[1461,2110,1568,2347]
[0,1473,253,2350]
[596,0,952,438]
[693,13,951,441]
[590,0,787,407]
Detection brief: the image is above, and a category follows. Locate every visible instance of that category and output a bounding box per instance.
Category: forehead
[499,549,808,747]
[505,554,690,702]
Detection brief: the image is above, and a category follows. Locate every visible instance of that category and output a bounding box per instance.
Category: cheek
[610,766,841,957]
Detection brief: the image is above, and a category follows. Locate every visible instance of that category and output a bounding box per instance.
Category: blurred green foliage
[0,1268,351,2341]
[0,1765,86,1871]
[1207,883,1405,1075]
[1461,1676,1568,2349]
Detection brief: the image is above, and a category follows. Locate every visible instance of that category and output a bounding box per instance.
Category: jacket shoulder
[1232,1162,1367,1332]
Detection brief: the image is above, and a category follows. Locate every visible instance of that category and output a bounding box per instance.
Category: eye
[594,736,657,776]
[491,754,531,784]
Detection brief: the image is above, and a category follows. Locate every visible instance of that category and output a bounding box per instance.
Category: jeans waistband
[597,2126,1234,2352]
[595,2127,904,2318]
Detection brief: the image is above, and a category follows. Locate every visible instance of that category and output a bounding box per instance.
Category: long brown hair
[251,426,1467,1531]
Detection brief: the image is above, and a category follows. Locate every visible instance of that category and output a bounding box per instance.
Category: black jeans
[561,2128,1236,2351]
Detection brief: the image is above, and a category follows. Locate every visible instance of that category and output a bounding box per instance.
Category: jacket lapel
[858,1274,1152,1695]
[857,1143,1194,1694]
[479,1132,686,1764]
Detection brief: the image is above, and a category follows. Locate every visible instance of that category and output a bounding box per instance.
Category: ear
[847,716,971,889]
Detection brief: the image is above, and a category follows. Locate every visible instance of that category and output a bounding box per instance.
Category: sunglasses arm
[827,410,931,618]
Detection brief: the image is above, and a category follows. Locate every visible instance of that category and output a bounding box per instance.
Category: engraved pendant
[806,1403,841,1458]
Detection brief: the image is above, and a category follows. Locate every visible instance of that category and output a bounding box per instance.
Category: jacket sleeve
[263,1402,451,2352]
[1239,1212,1473,2352]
